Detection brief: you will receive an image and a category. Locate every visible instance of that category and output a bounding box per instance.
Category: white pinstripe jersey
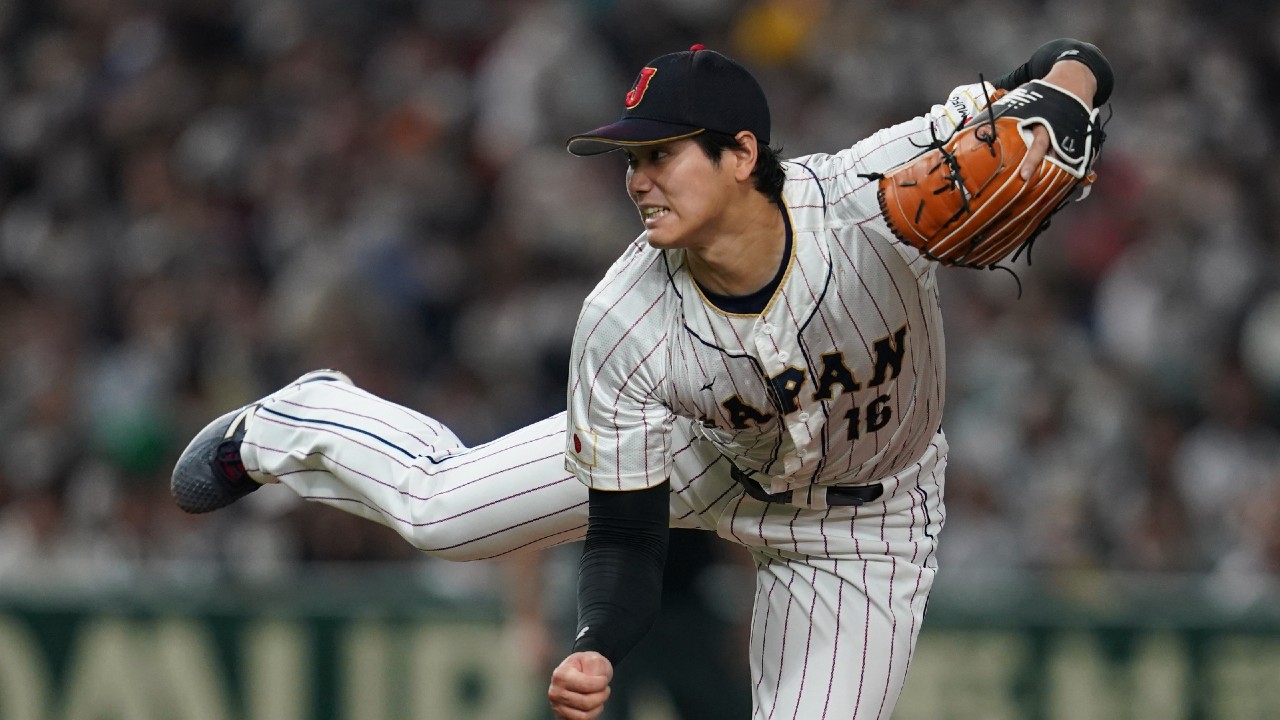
[565,83,995,498]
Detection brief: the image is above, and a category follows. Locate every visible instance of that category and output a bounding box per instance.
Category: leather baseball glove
[874,80,1106,269]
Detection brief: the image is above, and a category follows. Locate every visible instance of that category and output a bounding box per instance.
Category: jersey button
[798,412,809,422]
[761,324,774,335]
[778,351,789,362]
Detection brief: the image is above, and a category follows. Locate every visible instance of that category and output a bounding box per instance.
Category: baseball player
[172,40,1112,720]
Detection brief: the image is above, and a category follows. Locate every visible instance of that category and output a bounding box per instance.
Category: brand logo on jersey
[625,68,658,109]
[949,95,971,125]
[720,325,909,443]
[569,428,597,467]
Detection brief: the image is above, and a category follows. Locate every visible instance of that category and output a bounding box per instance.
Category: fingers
[549,687,609,720]
[575,652,614,678]
[1019,125,1052,181]
[548,652,613,720]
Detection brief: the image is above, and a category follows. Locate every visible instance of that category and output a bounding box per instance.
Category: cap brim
[566,118,705,156]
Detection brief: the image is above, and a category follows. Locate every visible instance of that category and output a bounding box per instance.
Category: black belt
[731,465,884,507]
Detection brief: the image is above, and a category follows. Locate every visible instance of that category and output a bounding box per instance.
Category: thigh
[746,548,935,720]
[249,385,763,559]
[247,380,589,560]
[743,448,947,719]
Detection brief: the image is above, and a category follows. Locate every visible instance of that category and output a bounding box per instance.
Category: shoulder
[574,237,675,351]
[777,158,840,223]
[581,237,670,315]
[780,152,886,231]
[781,155,938,280]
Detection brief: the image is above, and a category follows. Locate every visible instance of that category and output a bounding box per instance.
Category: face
[623,138,740,250]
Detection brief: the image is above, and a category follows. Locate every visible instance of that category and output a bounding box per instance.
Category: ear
[729,131,760,182]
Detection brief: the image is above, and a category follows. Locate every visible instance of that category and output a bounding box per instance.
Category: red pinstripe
[860,231,939,476]
[820,558,844,718]
[314,383,451,434]
[900,445,941,685]
[253,415,562,498]
[754,565,782,702]
[308,492,588,559]
[602,329,667,490]
[852,504,870,719]
[874,516,898,720]
[255,435,576,528]
[570,252,662,399]
[765,562,798,720]
[789,563,821,720]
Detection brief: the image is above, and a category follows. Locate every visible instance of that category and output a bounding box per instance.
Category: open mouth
[641,207,670,222]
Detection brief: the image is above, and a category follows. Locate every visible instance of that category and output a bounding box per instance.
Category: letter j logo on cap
[625,67,657,109]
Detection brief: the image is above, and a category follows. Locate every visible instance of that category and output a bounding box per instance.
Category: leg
[741,444,947,719]
[746,550,936,720]
[240,378,588,561]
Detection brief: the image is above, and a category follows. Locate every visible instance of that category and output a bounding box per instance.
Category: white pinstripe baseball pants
[240,379,945,719]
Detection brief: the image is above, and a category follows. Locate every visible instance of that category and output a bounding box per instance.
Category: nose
[627,165,652,198]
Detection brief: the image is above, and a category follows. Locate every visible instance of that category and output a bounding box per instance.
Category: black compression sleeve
[992,38,1114,106]
[571,482,670,666]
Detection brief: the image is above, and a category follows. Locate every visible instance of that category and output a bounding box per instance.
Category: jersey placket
[754,317,824,492]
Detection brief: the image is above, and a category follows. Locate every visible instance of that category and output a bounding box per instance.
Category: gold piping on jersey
[689,198,797,319]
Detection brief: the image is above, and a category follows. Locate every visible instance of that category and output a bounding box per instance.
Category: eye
[624,146,670,170]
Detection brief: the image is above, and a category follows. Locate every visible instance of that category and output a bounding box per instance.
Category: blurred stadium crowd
[0,0,1277,611]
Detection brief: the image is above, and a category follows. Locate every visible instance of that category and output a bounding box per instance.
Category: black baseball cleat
[171,370,352,514]
[171,404,261,514]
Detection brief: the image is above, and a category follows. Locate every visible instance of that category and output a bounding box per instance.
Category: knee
[396,496,495,562]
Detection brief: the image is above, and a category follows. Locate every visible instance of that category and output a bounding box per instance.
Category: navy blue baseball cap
[566,44,771,156]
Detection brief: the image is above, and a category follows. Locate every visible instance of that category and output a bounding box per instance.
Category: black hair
[693,131,786,205]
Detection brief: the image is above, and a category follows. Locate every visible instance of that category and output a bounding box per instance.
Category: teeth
[642,207,669,219]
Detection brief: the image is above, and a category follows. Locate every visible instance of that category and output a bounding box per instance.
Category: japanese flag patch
[567,428,597,468]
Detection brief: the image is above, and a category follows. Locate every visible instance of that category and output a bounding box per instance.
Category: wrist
[1033,39,1113,106]
[1043,60,1099,108]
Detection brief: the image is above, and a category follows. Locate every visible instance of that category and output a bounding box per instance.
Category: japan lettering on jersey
[566,83,995,496]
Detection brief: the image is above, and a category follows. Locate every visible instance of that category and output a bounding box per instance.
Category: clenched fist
[548,651,613,720]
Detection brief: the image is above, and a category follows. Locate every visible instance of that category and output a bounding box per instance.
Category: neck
[685,194,786,296]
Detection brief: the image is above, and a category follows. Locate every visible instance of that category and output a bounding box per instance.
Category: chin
[643,230,686,250]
